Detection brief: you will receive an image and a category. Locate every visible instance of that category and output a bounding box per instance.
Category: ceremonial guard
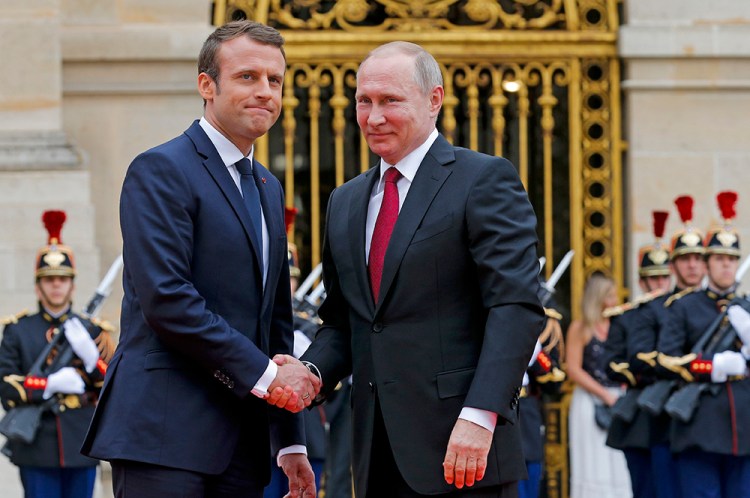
[518,305,566,498]
[0,210,115,498]
[656,191,750,498]
[604,210,680,498]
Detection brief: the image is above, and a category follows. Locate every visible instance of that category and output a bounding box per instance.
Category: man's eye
[242,74,253,80]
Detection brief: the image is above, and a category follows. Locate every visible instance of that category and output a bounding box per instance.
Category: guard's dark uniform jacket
[0,307,111,467]
[519,313,565,464]
[605,290,672,450]
[657,288,750,455]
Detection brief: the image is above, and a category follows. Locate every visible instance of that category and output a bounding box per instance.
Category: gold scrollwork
[246,0,573,32]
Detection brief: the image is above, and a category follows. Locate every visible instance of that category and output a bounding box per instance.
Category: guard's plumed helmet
[705,191,740,257]
[670,195,705,260]
[639,211,671,277]
[35,210,76,279]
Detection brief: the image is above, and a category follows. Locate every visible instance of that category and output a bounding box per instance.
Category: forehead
[217,37,286,73]
[356,54,417,93]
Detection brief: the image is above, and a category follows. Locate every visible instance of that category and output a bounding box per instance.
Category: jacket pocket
[411,213,454,244]
[436,367,475,399]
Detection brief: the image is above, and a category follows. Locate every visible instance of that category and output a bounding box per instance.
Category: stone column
[620,0,750,288]
[0,0,98,314]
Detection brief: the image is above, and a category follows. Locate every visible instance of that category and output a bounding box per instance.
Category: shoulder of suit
[0,309,30,326]
[664,286,700,308]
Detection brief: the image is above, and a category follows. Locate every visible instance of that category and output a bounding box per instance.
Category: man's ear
[198,72,216,102]
[429,85,444,118]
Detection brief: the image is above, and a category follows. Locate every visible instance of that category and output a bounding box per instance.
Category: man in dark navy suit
[82,21,319,498]
[297,42,545,498]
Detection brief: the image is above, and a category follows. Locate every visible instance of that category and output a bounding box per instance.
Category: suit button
[227,381,235,389]
[368,382,375,392]
[372,323,383,333]
[214,371,221,379]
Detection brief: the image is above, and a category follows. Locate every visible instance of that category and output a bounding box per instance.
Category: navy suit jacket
[301,135,545,495]
[82,121,303,476]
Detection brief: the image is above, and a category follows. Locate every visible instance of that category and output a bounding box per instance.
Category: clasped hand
[264,355,321,413]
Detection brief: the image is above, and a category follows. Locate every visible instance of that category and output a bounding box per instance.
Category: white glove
[43,367,85,399]
[64,317,99,373]
[710,351,748,383]
[728,305,750,348]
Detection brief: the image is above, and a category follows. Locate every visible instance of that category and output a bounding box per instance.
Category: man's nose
[368,105,386,125]
[255,77,273,100]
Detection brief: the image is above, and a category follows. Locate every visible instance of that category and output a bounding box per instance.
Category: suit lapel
[375,136,455,314]
[184,122,264,280]
[349,167,380,315]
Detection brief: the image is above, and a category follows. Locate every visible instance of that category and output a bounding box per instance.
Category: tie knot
[384,167,402,184]
[236,158,253,176]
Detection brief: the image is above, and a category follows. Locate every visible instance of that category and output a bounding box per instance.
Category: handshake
[264,354,321,413]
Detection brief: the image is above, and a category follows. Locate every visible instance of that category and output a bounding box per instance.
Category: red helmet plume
[717,191,738,222]
[42,210,66,245]
[674,196,694,224]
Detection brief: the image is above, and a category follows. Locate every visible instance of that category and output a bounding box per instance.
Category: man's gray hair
[361,41,443,94]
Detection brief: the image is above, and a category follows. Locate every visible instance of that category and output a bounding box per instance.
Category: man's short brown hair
[198,21,285,89]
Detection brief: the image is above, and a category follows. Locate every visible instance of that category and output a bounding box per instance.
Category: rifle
[638,254,750,416]
[637,309,728,415]
[0,255,123,444]
[610,387,641,423]
[664,296,749,423]
[0,334,75,443]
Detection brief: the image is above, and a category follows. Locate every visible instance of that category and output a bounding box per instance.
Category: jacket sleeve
[463,158,546,423]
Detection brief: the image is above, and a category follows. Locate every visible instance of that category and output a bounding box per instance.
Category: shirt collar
[199,117,254,168]
[378,128,439,185]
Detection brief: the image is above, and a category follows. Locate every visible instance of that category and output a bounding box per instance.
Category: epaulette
[603,302,636,318]
[544,307,563,320]
[633,288,668,306]
[664,286,699,308]
[0,309,29,326]
[89,317,115,332]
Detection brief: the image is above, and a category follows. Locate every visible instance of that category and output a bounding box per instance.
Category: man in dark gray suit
[82,21,319,498]
[294,42,545,498]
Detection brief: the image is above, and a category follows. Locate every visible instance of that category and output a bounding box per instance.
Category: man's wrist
[251,359,278,398]
[301,360,325,403]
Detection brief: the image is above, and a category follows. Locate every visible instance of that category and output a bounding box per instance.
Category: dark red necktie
[369,167,402,303]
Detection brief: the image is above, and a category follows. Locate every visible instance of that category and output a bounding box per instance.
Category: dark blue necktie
[235,158,263,267]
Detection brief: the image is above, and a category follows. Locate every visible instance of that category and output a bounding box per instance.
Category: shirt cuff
[459,407,497,433]
[276,445,307,467]
[251,359,278,398]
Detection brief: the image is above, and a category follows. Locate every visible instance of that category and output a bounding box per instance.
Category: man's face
[355,53,443,165]
[199,37,285,155]
[640,274,672,293]
[671,253,706,288]
[706,254,739,290]
[35,276,74,313]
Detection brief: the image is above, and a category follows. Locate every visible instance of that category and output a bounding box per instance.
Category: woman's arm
[565,320,618,406]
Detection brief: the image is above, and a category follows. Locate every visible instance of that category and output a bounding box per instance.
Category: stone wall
[620,0,750,289]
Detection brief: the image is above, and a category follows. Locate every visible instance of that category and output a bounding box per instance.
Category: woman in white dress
[566,275,631,498]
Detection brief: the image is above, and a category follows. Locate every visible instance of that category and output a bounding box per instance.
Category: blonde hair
[581,274,616,341]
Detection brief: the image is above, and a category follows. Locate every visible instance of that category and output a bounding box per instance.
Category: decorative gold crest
[681,231,701,247]
[648,248,668,265]
[43,250,66,268]
[717,230,738,247]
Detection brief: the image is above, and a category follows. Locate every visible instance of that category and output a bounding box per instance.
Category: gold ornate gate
[213,2,623,497]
